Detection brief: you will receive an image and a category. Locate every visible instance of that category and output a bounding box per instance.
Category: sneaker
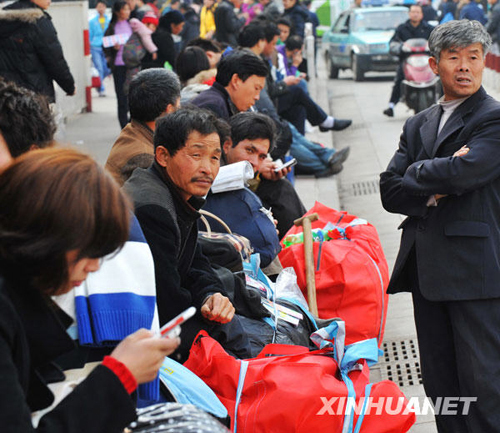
[383,107,394,117]
[319,119,352,132]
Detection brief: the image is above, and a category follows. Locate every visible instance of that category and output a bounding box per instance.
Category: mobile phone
[274,158,297,172]
[159,306,196,338]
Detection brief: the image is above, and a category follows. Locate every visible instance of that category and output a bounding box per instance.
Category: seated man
[191,49,307,236]
[203,112,282,268]
[239,23,350,178]
[105,68,181,186]
[124,107,251,362]
[0,78,55,171]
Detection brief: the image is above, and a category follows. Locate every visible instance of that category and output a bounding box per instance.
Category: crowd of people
[4,0,500,430]
[0,0,354,428]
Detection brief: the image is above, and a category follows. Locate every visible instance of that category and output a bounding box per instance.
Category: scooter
[400,38,441,113]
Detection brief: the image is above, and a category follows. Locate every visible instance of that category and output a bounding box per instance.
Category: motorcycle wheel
[415,90,429,113]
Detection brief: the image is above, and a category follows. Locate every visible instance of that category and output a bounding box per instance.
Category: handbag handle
[199,210,233,235]
[255,343,311,358]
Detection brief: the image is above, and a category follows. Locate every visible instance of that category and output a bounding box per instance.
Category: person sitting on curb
[191,49,308,236]
[124,108,252,362]
[106,68,181,186]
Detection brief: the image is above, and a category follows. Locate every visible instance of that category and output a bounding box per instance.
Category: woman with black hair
[0,148,179,432]
[142,10,185,71]
[104,0,133,128]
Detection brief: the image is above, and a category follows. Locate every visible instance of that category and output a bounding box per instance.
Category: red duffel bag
[184,322,416,433]
[278,202,389,346]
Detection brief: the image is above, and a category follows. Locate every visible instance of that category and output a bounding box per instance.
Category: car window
[332,13,349,33]
[352,9,408,32]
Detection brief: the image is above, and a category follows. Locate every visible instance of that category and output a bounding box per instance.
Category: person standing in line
[199,0,217,39]
[89,0,111,97]
[380,20,500,432]
[105,1,133,129]
[0,0,75,103]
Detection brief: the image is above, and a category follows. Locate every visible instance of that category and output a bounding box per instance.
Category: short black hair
[215,49,268,86]
[176,46,210,84]
[154,107,222,155]
[0,78,55,157]
[277,17,292,28]
[238,22,266,48]
[285,35,303,51]
[128,68,180,122]
[262,20,281,43]
[229,112,276,153]
[96,0,107,6]
[186,37,222,53]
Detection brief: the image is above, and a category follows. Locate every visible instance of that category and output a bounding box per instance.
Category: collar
[151,162,205,216]
[130,118,154,140]
[212,82,239,116]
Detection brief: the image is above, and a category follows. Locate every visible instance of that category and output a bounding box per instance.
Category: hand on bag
[201,293,235,323]
[110,328,179,384]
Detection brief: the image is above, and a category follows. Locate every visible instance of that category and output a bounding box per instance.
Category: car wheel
[352,54,364,82]
[328,57,339,79]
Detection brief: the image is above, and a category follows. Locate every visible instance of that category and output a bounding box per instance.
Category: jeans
[90,47,110,93]
[289,123,335,174]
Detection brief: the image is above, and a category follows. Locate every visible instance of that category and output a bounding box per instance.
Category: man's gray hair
[428,20,492,63]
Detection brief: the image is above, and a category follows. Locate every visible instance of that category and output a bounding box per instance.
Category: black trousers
[112,65,129,129]
[277,85,327,135]
[389,63,405,105]
[408,250,500,432]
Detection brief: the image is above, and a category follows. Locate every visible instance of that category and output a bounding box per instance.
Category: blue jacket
[459,2,487,24]
[89,13,110,48]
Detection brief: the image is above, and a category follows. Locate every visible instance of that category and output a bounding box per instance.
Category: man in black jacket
[191,50,308,237]
[124,107,251,362]
[0,0,75,103]
[383,4,433,117]
[380,21,500,431]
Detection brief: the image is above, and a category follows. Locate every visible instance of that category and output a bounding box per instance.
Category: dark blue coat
[380,87,500,301]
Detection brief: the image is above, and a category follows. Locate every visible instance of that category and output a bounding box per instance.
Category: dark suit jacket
[380,87,500,301]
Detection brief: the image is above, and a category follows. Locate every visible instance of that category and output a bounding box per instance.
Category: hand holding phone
[159,306,196,339]
[274,158,297,172]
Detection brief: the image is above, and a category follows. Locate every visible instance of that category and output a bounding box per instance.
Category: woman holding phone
[0,148,179,432]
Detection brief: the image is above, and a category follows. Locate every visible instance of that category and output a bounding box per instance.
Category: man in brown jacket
[105,68,181,186]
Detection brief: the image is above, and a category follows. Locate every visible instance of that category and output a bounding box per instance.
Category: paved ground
[59,58,457,432]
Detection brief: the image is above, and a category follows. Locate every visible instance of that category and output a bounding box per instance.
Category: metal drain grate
[379,339,423,387]
[343,180,380,196]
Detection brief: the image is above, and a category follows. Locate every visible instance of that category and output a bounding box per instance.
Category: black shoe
[327,147,350,167]
[319,118,352,132]
[314,163,343,178]
[383,107,394,117]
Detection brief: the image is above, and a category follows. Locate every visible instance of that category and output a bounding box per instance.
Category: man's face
[230,74,265,112]
[171,21,185,35]
[429,43,485,101]
[278,24,290,43]
[223,138,270,173]
[206,50,222,68]
[126,0,136,10]
[157,131,221,200]
[263,35,279,57]
[283,0,295,9]
[408,6,423,25]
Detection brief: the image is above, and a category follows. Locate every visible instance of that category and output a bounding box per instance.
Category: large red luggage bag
[278,202,389,346]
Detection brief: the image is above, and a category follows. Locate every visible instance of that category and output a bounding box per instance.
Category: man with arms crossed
[380,21,500,432]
